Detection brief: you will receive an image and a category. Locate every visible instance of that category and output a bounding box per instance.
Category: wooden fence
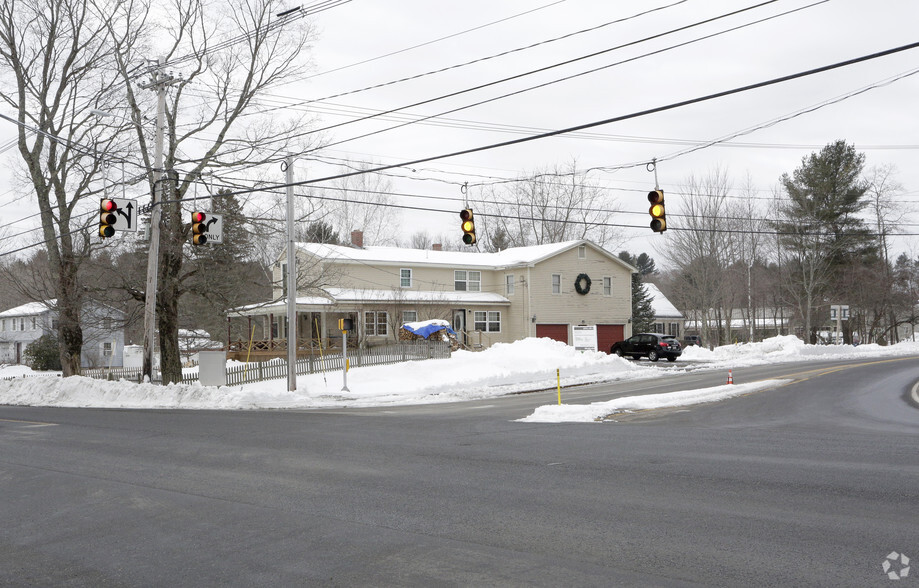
[225,340,451,386]
[73,340,450,387]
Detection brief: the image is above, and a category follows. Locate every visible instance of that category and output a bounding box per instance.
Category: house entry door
[452,309,466,346]
[15,342,21,364]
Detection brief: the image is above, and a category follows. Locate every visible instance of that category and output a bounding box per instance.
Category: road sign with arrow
[110,198,138,232]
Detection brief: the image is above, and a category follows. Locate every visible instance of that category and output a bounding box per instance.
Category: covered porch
[225,288,511,361]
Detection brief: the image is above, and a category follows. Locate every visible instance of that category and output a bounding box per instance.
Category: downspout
[527,266,533,337]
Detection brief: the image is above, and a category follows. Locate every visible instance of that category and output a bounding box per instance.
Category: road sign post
[339,318,352,393]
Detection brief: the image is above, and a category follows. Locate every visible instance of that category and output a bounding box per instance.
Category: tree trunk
[157,201,186,385]
[57,262,83,376]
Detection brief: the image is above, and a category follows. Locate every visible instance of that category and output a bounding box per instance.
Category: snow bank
[519,380,790,423]
[1,335,918,411]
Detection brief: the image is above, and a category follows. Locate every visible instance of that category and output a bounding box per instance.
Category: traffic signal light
[99,198,118,238]
[648,189,666,233]
[191,211,209,245]
[460,208,476,245]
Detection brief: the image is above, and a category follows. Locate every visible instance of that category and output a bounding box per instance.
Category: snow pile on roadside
[0,338,646,409]
[680,335,919,363]
[519,380,791,423]
[2,335,919,411]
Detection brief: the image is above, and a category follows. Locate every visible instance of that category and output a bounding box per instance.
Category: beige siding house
[228,236,635,354]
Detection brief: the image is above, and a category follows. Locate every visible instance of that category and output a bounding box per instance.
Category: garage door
[536,324,569,344]
[597,324,625,354]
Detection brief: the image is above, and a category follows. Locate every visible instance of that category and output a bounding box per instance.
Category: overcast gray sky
[1,0,917,262]
[293,0,919,257]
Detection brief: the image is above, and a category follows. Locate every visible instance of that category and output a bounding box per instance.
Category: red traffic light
[191,211,209,245]
[99,199,118,238]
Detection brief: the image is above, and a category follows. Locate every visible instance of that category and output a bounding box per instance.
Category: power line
[252,0,690,117]
[199,0,821,163]
[8,39,919,258]
[299,0,571,82]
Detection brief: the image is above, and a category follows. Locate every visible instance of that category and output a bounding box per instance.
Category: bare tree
[478,160,622,249]
[0,0,129,374]
[103,0,317,383]
[314,160,400,246]
[661,167,737,345]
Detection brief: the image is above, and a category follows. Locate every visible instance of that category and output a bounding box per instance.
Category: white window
[603,277,612,296]
[578,245,586,259]
[1,319,5,331]
[402,310,417,324]
[454,270,481,292]
[400,268,412,288]
[102,342,113,357]
[474,311,501,332]
[364,311,388,336]
[552,274,561,294]
[31,317,36,330]
[505,274,514,295]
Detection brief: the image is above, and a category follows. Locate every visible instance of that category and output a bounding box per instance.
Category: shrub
[23,335,62,371]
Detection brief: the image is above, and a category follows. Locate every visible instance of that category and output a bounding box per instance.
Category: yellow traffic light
[460,208,476,245]
[648,190,666,233]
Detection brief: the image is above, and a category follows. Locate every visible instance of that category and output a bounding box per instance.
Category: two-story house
[0,299,126,367]
[227,233,636,355]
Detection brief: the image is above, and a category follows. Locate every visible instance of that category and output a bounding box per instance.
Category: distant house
[0,300,126,368]
[645,283,685,339]
[227,234,637,357]
[683,307,791,344]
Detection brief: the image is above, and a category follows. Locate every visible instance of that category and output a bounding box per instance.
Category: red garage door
[597,324,625,354]
[536,324,569,344]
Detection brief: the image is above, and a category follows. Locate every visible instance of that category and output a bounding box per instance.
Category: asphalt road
[1,357,918,586]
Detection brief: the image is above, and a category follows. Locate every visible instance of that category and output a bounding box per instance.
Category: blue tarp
[402,322,457,339]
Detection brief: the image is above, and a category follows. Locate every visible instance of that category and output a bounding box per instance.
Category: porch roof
[228,288,510,317]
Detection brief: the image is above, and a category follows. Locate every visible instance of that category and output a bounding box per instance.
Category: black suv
[610,333,682,362]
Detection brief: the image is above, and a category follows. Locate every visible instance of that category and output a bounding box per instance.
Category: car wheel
[613,348,623,357]
[667,356,677,362]
[648,350,659,362]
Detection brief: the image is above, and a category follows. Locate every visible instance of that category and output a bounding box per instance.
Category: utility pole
[285,156,297,392]
[140,58,178,383]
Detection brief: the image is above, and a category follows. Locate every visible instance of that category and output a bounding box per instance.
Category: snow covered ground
[1,336,918,422]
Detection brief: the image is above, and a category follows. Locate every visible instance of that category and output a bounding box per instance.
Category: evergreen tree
[302,220,340,245]
[772,140,873,341]
[619,251,657,332]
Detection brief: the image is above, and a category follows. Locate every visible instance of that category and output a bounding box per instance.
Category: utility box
[198,351,227,387]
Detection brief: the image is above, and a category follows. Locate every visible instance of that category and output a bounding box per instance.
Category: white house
[0,299,126,367]
[227,235,637,358]
[645,283,685,338]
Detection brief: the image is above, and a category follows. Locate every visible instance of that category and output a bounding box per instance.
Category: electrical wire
[299,0,571,82]
[251,0,691,117]
[197,0,820,163]
[6,39,919,257]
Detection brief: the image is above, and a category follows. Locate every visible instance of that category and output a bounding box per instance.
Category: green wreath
[574,273,591,295]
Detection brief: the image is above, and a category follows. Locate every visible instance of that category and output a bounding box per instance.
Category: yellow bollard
[557,368,561,405]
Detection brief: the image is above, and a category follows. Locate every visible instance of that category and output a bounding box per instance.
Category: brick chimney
[350,230,364,248]
[432,243,442,251]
